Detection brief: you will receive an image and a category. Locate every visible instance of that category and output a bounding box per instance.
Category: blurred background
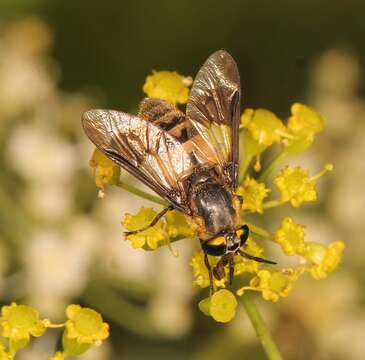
[0,1,364,359]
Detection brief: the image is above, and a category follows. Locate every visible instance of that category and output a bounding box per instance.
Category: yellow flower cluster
[192,104,342,322]
[0,303,109,359]
[86,70,345,325]
[237,268,303,302]
[123,207,196,250]
[236,176,270,213]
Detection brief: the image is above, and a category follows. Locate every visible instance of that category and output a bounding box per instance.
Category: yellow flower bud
[284,103,325,154]
[0,303,47,344]
[209,289,238,323]
[143,70,192,105]
[240,108,286,147]
[248,269,301,302]
[89,148,120,197]
[274,164,333,208]
[273,166,316,207]
[236,176,270,213]
[303,241,345,280]
[275,217,306,256]
[65,305,109,346]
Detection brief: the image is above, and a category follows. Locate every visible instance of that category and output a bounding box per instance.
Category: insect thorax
[186,168,238,238]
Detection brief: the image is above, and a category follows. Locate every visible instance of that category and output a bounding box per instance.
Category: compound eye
[239,225,250,246]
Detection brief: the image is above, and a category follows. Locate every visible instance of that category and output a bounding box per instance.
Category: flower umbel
[85,65,345,330]
[0,303,109,358]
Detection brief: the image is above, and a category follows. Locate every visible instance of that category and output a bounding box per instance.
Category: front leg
[124,205,174,235]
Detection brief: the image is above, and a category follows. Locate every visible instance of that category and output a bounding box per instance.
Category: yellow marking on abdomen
[206,236,227,246]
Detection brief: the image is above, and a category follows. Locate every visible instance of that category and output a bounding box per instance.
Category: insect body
[82,50,275,290]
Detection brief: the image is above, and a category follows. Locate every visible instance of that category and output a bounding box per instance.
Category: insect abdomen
[188,173,237,236]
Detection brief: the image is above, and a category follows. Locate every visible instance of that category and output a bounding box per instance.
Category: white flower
[6,124,77,184]
[22,222,98,317]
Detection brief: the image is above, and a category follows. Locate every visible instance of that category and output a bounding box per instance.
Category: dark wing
[186,50,241,189]
[82,109,195,213]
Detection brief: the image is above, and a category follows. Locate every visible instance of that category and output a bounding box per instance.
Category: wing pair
[82,50,241,213]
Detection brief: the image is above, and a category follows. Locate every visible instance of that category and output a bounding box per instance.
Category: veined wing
[186,50,241,189]
[138,97,221,167]
[82,109,194,213]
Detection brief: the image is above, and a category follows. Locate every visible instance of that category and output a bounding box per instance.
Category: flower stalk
[241,294,283,360]
[116,180,168,206]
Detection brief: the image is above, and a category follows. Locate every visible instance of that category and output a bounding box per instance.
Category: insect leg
[228,253,235,285]
[204,252,214,295]
[238,250,277,265]
[124,205,174,235]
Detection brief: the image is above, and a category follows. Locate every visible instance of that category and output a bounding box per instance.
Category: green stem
[238,153,254,184]
[258,149,288,182]
[116,180,168,206]
[241,294,283,360]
